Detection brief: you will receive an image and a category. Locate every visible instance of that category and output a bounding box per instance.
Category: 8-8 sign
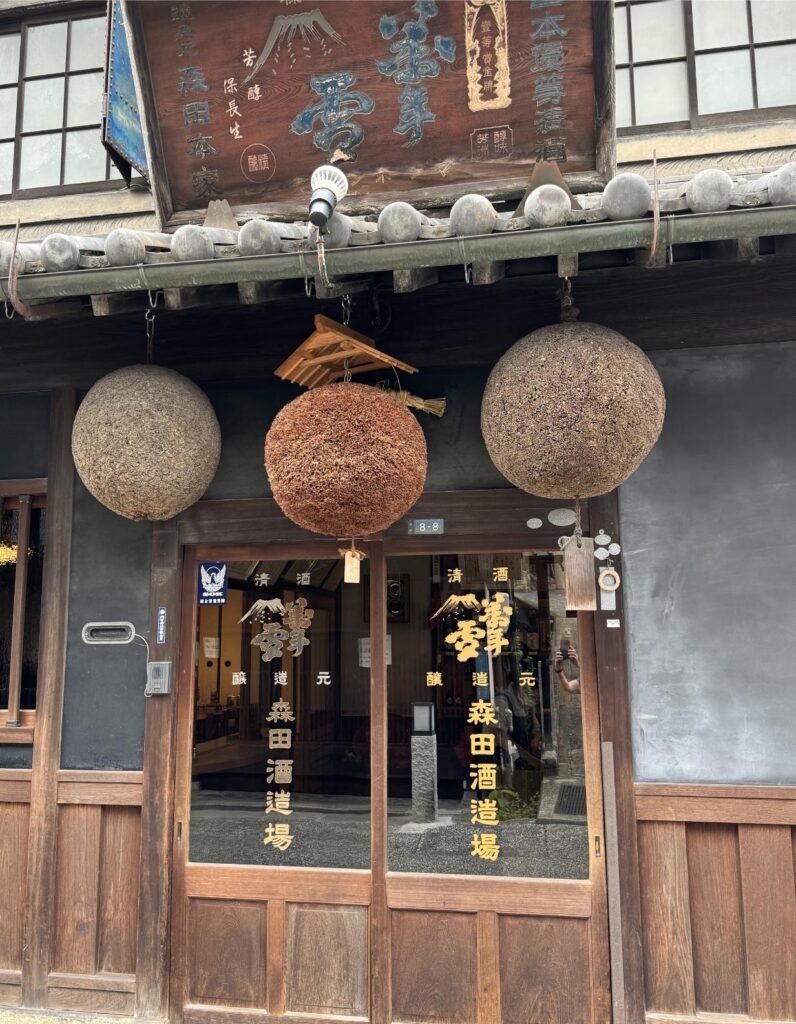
[408,519,445,535]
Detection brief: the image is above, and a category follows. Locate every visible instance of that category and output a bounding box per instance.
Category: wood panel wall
[0,770,31,1007]
[635,784,796,1024]
[0,772,143,1015]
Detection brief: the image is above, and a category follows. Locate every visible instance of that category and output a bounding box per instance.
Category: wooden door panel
[391,910,478,1023]
[0,801,29,974]
[187,899,267,1008]
[286,904,368,1016]
[637,820,696,1014]
[738,824,796,1021]
[51,805,103,975]
[686,822,747,1014]
[498,915,592,1024]
[97,806,141,975]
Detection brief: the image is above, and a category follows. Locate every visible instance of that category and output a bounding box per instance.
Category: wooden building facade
[1,3,796,1024]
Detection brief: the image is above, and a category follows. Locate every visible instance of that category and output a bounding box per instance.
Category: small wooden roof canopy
[274,315,417,389]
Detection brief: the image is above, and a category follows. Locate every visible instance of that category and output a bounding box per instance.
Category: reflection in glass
[0,87,17,139]
[22,78,65,133]
[25,22,68,77]
[387,553,588,878]
[189,558,371,868]
[751,0,796,43]
[616,68,632,128]
[0,142,12,194]
[64,129,106,184]
[0,507,46,710]
[69,17,106,71]
[756,43,796,107]
[692,0,749,49]
[66,72,103,127]
[0,34,21,86]
[634,61,690,125]
[19,133,61,189]
[696,50,754,113]
[630,0,686,62]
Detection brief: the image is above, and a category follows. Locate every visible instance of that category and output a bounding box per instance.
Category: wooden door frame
[137,489,642,1024]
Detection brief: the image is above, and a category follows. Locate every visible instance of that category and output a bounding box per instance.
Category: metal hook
[4,300,14,320]
[463,263,472,285]
[147,287,161,310]
[304,276,314,298]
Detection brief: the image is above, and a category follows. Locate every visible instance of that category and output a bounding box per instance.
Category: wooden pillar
[135,523,182,1018]
[589,491,646,1024]
[367,541,391,1024]
[22,390,76,1006]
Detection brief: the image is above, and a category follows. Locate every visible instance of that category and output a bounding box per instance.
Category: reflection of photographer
[554,642,580,694]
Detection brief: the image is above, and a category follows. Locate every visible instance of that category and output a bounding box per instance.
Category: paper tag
[599,589,617,612]
[606,619,621,629]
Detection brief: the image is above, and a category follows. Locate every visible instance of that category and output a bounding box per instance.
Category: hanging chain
[343,358,352,383]
[341,292,352,327]
[560,276,580,322]
[144,288,160,364]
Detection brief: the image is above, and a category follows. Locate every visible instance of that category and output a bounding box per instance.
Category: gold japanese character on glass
[266,758,293,785]
[265,789,293,816]
[426,671,442,687]
[470,733,496,756]
[470,798,500,826]
[472,671,489,687]
[479,592,512,656]
[471,832,500,861]
[263,822,294,850]
[467,700,497,725]
[445,620,486,662]
[268,728,292,749]
[469,762,497,790]
[266,700,295,723]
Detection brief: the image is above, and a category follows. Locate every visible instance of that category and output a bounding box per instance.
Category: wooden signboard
[125,0,614,225]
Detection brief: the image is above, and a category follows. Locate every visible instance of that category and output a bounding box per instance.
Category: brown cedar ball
[72,365,221,521]
[265,382,427,536]
[481,322,665,498]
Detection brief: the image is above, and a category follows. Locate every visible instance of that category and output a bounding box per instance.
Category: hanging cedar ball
[72,365,221,521]
[265,382,427,536]
[481,322,665,498]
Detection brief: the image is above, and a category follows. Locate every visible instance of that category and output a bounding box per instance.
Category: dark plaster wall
[0,392,48,770]
[60,367,506,769]
[620,341,796,784]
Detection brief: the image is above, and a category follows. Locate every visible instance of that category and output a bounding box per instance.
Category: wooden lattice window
[0,479,47,738]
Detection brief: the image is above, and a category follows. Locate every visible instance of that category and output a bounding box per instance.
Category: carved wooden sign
[127,0,612,222]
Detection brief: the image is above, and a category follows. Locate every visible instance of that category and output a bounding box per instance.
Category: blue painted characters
[291,71,375,161]
[378,0,456,145]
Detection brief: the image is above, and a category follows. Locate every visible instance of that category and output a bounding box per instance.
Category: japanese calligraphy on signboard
[129,0,606,217]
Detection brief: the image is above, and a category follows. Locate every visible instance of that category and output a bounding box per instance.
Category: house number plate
[408,518,445,535]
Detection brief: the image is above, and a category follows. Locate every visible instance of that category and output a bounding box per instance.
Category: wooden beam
[368,541,390,1024]
[589,491,647,1024]
[393,267,439,293]
[22,389,75,1007]
[135,524,182,1018]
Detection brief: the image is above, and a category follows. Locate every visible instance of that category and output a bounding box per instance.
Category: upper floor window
[0,10,120,198]
[616,0,796,131]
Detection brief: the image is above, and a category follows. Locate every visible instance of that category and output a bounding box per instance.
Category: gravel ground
[189,791,588,878]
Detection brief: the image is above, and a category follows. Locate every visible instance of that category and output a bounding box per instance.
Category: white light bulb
[310,164,349,202]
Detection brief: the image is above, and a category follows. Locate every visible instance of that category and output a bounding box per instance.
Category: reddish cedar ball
[481,322,666,499]
[72,364,221,521]
[265,382,427,536]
